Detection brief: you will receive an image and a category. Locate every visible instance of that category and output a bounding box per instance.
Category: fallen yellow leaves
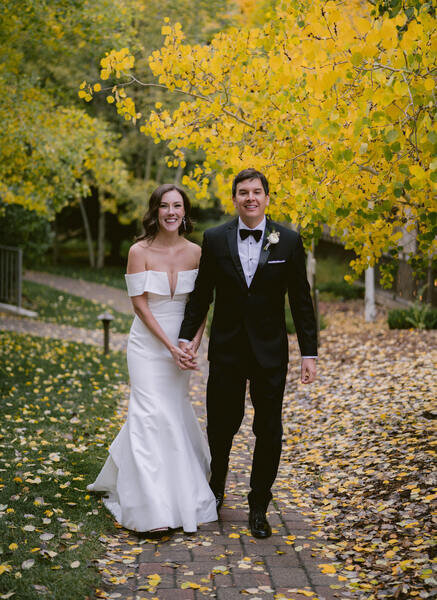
[279,304,436,598]
[318,563,336,574]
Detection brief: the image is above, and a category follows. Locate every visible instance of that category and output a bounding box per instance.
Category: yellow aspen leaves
[89,1,436,282]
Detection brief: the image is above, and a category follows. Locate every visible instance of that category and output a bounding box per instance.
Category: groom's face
[232,177,269,223]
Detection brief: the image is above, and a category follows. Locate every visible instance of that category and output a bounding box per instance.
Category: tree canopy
[87,0,436,282]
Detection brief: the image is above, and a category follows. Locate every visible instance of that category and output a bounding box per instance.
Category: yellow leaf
[228,533,240,539]
[0,563,12,575]
[319,563,336,574]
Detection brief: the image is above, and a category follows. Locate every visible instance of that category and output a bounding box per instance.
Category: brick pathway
[24,270,133,314]
[94,344,346,600]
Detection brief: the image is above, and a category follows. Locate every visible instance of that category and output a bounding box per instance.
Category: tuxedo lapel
[226,218,247,289]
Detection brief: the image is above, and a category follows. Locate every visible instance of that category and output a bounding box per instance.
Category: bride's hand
[170,345,197,370]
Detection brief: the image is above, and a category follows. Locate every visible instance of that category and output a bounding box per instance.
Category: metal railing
[0,245,23,308]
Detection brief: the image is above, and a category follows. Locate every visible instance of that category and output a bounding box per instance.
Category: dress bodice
[125,269,198,299]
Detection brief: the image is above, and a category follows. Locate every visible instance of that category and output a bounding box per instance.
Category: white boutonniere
[264,230,280,251]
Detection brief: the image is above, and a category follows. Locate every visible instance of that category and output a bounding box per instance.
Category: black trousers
[206,343,287,511]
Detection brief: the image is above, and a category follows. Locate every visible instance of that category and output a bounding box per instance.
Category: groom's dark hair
[232,168,269,197]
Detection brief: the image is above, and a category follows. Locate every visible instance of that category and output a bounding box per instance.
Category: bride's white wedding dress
[87,269,217,532]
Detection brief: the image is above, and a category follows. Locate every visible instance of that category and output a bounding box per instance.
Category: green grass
[22,280,131,333]
[0,331,128,599]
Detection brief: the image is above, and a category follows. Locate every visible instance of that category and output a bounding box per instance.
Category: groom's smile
[233,177,270,228]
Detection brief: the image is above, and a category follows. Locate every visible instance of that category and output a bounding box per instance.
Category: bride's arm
[127,246,191,366]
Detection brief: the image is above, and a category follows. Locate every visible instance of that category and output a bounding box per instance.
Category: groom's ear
[266,195,270,205]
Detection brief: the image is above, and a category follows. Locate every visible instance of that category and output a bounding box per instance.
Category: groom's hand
[301,358,316,384]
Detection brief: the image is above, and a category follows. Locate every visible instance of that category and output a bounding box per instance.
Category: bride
[87,184,218,534]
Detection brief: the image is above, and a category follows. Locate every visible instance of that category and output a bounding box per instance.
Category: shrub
[388,306,437,330]
[317,281,364,300]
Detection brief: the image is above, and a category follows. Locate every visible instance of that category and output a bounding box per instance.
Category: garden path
[24,270,133,314]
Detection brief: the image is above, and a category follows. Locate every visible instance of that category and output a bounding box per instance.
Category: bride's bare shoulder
[181,239,201,267]
[184,239,201,258]
[127,241,150,273]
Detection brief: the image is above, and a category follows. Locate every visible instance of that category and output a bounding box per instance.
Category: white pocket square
[268,259,286,264]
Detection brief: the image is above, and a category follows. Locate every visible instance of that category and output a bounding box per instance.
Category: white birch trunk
[365,267,377,322]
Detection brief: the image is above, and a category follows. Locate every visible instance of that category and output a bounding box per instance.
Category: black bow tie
[239,229,262,242]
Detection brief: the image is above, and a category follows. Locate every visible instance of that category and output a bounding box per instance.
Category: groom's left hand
[301,358,317,384]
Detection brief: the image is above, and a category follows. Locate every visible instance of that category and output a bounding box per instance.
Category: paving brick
[191,546,227,560]
[157,550,193,562]
[151,589,195,600]
[138,562,177,575]
[220,509,248,522]
[137,573,175,588]
[212,574,234,587]
[313,585,346,600]
[269,567,311,588]
[263,553,301,568]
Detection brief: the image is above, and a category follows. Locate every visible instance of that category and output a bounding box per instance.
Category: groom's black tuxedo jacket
[179,217,317,368]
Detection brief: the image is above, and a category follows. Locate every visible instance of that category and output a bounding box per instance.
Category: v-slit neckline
[131,269,198,299]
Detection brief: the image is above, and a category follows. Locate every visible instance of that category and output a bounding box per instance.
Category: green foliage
[317,281,364,300]
[388,306,437,330]
[0,203,53,262]
[22,281,131,333]
[0,331,127,599]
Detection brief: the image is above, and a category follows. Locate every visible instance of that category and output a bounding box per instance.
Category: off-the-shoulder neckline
[125,269,198,275]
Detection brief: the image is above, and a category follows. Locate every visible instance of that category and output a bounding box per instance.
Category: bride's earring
[182,217,187,231]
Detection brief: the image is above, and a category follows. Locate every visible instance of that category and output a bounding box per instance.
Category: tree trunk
[144,136,153,181]
[96,190,105,269]
[52,214,59,265]
[307,240,319,344]
[365,267,377,322]
[426,258,433,305]
[306,245,316,291]
[156,150,165,183]
[174,151,185,184]
[79,197,95,268]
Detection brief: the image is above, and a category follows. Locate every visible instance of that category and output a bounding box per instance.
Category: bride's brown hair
[136,184,194,241]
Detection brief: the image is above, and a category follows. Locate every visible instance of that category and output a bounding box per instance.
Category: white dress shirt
[237,216,266,287]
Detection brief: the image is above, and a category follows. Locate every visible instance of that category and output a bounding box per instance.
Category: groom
[179,168,317,538]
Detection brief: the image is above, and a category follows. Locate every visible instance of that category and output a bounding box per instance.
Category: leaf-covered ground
[0,331,128,599]
[278,301,436,599]
[22,280,131,333]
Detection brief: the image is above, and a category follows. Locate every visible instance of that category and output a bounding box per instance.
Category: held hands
[301,358,317,384]
[175,341,198,370]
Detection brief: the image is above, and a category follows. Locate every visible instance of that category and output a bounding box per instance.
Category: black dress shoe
[214,491,225,510]
[249,507,272,538]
